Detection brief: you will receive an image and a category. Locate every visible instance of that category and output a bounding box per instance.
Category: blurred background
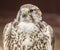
[0,0,60,50]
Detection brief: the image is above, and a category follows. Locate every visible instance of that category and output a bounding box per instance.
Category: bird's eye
[29,9,33,13]
[22,14,27,17]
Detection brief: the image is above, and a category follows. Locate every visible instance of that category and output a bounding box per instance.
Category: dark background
[0,0,60,13]
[0,0,60,50]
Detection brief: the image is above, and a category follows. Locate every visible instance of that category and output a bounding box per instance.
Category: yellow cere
[21,8,29,16]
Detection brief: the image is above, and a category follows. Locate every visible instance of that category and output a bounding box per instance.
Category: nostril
[22,14,27,17]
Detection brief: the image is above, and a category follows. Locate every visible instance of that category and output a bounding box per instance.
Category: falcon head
[16,4,42,23]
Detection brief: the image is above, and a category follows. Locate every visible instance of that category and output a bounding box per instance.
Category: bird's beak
[23,10,29,16]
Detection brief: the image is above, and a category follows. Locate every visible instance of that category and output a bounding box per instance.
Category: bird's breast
[16,22,40,47]
[17,22,40,34]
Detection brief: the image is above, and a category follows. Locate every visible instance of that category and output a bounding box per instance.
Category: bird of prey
[3,4,55,50]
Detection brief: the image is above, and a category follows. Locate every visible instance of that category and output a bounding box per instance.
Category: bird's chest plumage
[17,22,40,34]
[10,22,51,50]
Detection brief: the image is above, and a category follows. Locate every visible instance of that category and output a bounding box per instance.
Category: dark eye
[22,14,27,17]
[29,9,33,13]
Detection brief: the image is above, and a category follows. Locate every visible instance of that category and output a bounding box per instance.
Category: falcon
[3,4,55,50]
